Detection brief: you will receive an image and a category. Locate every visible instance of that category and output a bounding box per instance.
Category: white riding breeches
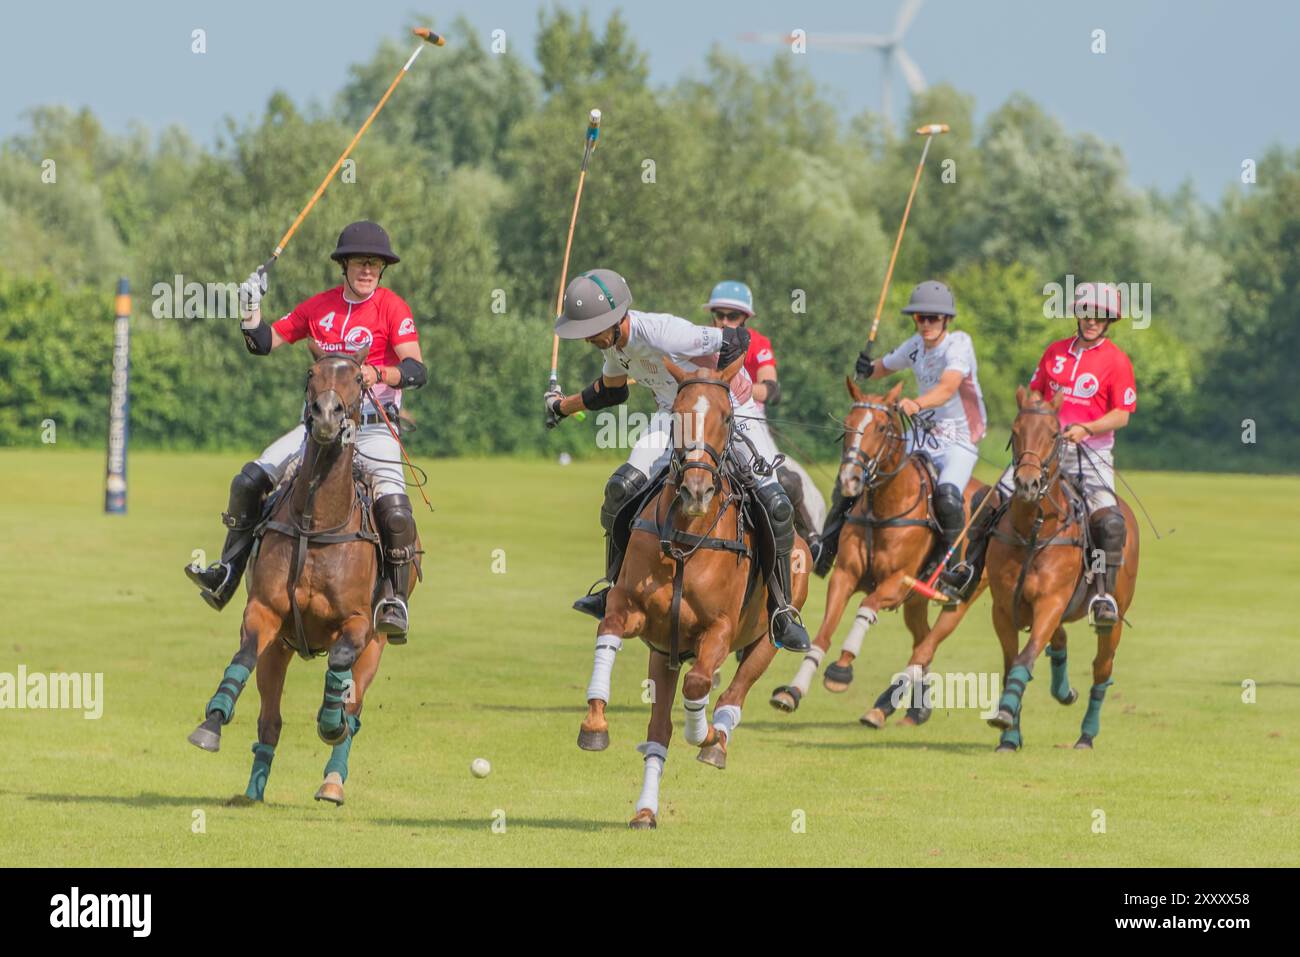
[624,407,780,488]
[907,434,979,491]
[254,422,407,499]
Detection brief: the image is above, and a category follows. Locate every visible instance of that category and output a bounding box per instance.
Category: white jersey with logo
[882,330,987,448]
[601,311,754,409]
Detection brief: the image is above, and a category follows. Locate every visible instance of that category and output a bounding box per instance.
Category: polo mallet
[364,388,434,513]
[902,483,994,603]
[546,109,603,427]
[859,122,949,370]
[258,27,446,277]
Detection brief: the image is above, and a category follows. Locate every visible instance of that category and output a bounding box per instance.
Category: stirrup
[186,561,236,611]
[573,581,610,620]
[770,607,811,653]
[1087,593,1119,628]
[937,561,975,603]
[374,596,409,642]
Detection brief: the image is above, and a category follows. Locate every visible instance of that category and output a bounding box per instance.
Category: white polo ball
[470,758,491,778]
[558,452,572,466]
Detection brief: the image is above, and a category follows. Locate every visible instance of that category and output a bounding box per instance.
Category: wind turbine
[740,0,927,128]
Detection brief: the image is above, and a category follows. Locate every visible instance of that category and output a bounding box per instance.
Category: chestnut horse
[576,355,810,829]
[187,351,416,805]
[985,387,1138,751]
[770,378,986,723]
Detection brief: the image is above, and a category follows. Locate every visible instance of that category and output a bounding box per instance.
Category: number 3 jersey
[881,330,987,448]
[1029,336,1136,450]
[272,286,419,408]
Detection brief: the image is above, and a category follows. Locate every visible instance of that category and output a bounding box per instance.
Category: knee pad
[375,493,416,545]
[601,464,648,531]
[757,483,794,525]
[231,461,274,499]
[935,483,965,522]
[1092,508,1126,555]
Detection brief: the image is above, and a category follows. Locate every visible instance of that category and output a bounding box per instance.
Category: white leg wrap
[635,741,668,814]
[712,704,742,742]
[905,663,925,709]
[840,607,878,658]
[791,645,826,694]
[585,634,623,704]
[683,694,710,745]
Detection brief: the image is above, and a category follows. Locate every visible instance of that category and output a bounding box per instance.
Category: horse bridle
[841,400,908,487]
[668,378,736,496]
[1009,406,1064,502]
[302,354,365,448]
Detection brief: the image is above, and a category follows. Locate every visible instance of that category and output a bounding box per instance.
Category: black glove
[719,326,751,369]
[544,390,566,430]
[855,350,874,379]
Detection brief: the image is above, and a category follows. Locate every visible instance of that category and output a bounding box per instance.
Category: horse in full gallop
[770,378,987,725]
[187,350,418,805]
[985,387,1138,751]
[576,355,810,829]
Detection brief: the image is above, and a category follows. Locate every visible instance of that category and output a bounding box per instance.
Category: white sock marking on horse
[635,741,668,814]
[840,607,877,658]
[791,645,826,694]
[683,693,710,745]
[712,704,741,742]
[586,633,623,703]
[905,663,925,709]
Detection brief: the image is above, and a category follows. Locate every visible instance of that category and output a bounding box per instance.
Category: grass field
[1,448,1297,867]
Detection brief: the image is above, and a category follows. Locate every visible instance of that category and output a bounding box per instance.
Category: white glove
[238,267,268,318]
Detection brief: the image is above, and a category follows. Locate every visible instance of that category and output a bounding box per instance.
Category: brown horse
[576,356,810,829]
[985,387,1138,751]
[187,351,415,805]
[770,378,986,722]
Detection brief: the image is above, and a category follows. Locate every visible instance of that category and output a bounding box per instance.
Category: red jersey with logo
[1029,336,1136,450]
[744,328,777,414]
[273,286,419,408]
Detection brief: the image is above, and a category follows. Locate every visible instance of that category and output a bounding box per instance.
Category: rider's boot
[374,493,418,643]
[812,479,857,578]
[926,482,966,596]
[938,488,1002,603]
[1087,506,1126,630]
[574,464,648,619]
[185,462,274,611]
[757,483,812,653]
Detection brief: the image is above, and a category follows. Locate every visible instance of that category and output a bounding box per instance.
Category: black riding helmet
[331,221,400,265]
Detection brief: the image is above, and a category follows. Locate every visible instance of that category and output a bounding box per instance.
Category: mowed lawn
[1,448,1297,867]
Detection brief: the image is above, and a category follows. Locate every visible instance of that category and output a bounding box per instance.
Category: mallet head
[915,123,950,136]
[411,27,446,46]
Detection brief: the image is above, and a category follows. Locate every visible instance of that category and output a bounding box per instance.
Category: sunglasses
[913,314,946,325]
[712,310,748,322]
[347,257,386,270]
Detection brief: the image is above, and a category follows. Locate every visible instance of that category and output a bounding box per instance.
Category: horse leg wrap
[683,694,710,745]
[712,704,742,743]
[205,662,252,725]
[904,663,929,711]
[998,664,1034,717]
[318,668,352,739]
[874,675,907,717]
[585,634,622,703]
[1080,679,1114,739]
[244,742,276,800]
[635,741,668,815]
[323,713,362,782]
[841,607,877,658]
[998,716,1022,751]
[791,645,825,695]
[1046,646,1071,702]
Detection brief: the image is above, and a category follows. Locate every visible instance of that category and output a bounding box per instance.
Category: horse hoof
[903,707,932,727]
[697,744,727,770]
[314,773,345,805]
[628,809,657,830]
[822,662,853,692]
[188,725,221,753]
[860,708,887,729]
[317,722,350,747]
[769,686,801,713]
[577,728,609,751]
[1058,688,1079,706]
[1073,734,1094,750]
[987,709,1014,730]
[994,741,1020,753]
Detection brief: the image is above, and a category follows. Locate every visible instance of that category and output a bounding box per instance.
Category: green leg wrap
[998,664,1033,719]
[206,663,251,724]
[317,668,352,739]
[1046,646,1071,702]
[244,742,275,801]
[1080,679,1114,739]
[323,713,362,782]
[999,716,1022,750]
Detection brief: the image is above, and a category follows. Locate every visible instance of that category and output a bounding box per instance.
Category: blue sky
[4,0,1294,202]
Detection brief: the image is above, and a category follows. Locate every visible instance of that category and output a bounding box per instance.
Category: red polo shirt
[1029,336,1136,450]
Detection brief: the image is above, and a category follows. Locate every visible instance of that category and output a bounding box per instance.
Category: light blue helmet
[705,280,754,318]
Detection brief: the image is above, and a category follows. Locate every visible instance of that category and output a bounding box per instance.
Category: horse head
[664,353,744,517]
[839,378,904,498]
[1010,385,1066,502]
[304,346,368,447]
